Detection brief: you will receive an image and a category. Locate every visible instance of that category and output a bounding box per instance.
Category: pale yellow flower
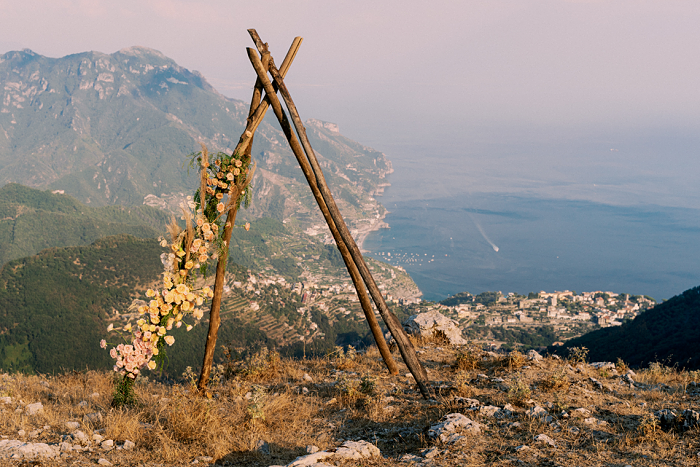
[107,324,114,332]
[148,361,157,370]
[149,324,156,332]
[186,325,193,331]
[185,260,194,270]
[216,202,225,212]
[146,289,155,298]
[164,335,175,346]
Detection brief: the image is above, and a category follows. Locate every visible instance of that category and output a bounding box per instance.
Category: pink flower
[100,339,107,349]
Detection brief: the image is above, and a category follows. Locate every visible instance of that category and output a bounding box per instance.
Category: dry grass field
[1,340,699,466]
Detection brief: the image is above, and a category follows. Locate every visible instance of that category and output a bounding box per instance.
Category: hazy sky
[1,0,699,205]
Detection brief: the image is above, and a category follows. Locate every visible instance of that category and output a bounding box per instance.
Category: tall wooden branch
[246,45,432,397]
[245,30,399,376]
[197,38,301,391]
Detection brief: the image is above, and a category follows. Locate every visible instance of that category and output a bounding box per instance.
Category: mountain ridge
[0,47,391,236]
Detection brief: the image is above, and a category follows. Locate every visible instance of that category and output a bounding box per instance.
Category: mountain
[553,285,700,369]
[0,48,391,230]
[0,182,170,266]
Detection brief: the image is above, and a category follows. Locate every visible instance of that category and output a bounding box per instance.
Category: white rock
[65,421,80,430]
[334,440,380,459]
[422,446,440,458]
[101,439,114,450]
[93,434,104,443]
[526,406,548,418]
[0,396,11,404]
[59,441,74,452]
[25,402,43,415]
[287,451,333,466]
[534,433,556,447]
[97,458,112,465]
[403,310,467,345]
[306,445,319,454]
[584,417,607,426]
[478,405,501,417]
[572,408,591,417]
[287,440,380,466]
[302,373,313,382]
[72,430,89,445]
[454,397,481,408]
[122,440,135,450]
[515,445,531,452]
[0,439,59,459]
[526,350,543,362]
[17,430,25,437]
[590,362,615,370]
[428,413,482,442]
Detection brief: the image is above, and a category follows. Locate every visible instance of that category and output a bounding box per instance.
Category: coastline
[355,212,390,253]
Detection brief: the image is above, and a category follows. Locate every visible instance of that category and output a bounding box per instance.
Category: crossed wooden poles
[198,29,431,399]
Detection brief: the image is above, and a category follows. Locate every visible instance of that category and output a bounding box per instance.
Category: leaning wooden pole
[246,45,430,397]
[241,34,398,376]
[245,32,399,376]
[197,38,301,391]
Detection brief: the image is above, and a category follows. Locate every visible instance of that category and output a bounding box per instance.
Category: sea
[362,146,700,302]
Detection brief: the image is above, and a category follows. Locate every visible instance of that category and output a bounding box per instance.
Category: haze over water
[364,138,700,302]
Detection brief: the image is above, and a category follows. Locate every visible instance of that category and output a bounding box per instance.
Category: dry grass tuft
[2,344,700,466]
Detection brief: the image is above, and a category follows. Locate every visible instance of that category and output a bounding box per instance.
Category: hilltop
[553,285,700,370]
[0,48,391,234]
[0,342,699,466]
[0,183,170,265]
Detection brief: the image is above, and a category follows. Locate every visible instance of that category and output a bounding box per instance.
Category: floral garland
[102,144,252,380]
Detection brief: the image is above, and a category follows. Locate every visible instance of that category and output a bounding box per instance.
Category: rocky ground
[1,339,699,467]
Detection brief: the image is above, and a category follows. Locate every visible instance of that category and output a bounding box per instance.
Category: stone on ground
[403,310,467,345]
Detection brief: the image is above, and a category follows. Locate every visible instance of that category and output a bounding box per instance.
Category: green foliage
[474,291,502,305]
[555,285,700,369]
[0,184,169,266]
[0,235,164,374]
[111,374,137,408]
[439,291,473,307]
[490,325,557,348]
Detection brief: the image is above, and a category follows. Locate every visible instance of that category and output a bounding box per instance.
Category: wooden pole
[245,30,398,375]
[258,55,430,397]
[246,46,432,396]
[197,38,301,391]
